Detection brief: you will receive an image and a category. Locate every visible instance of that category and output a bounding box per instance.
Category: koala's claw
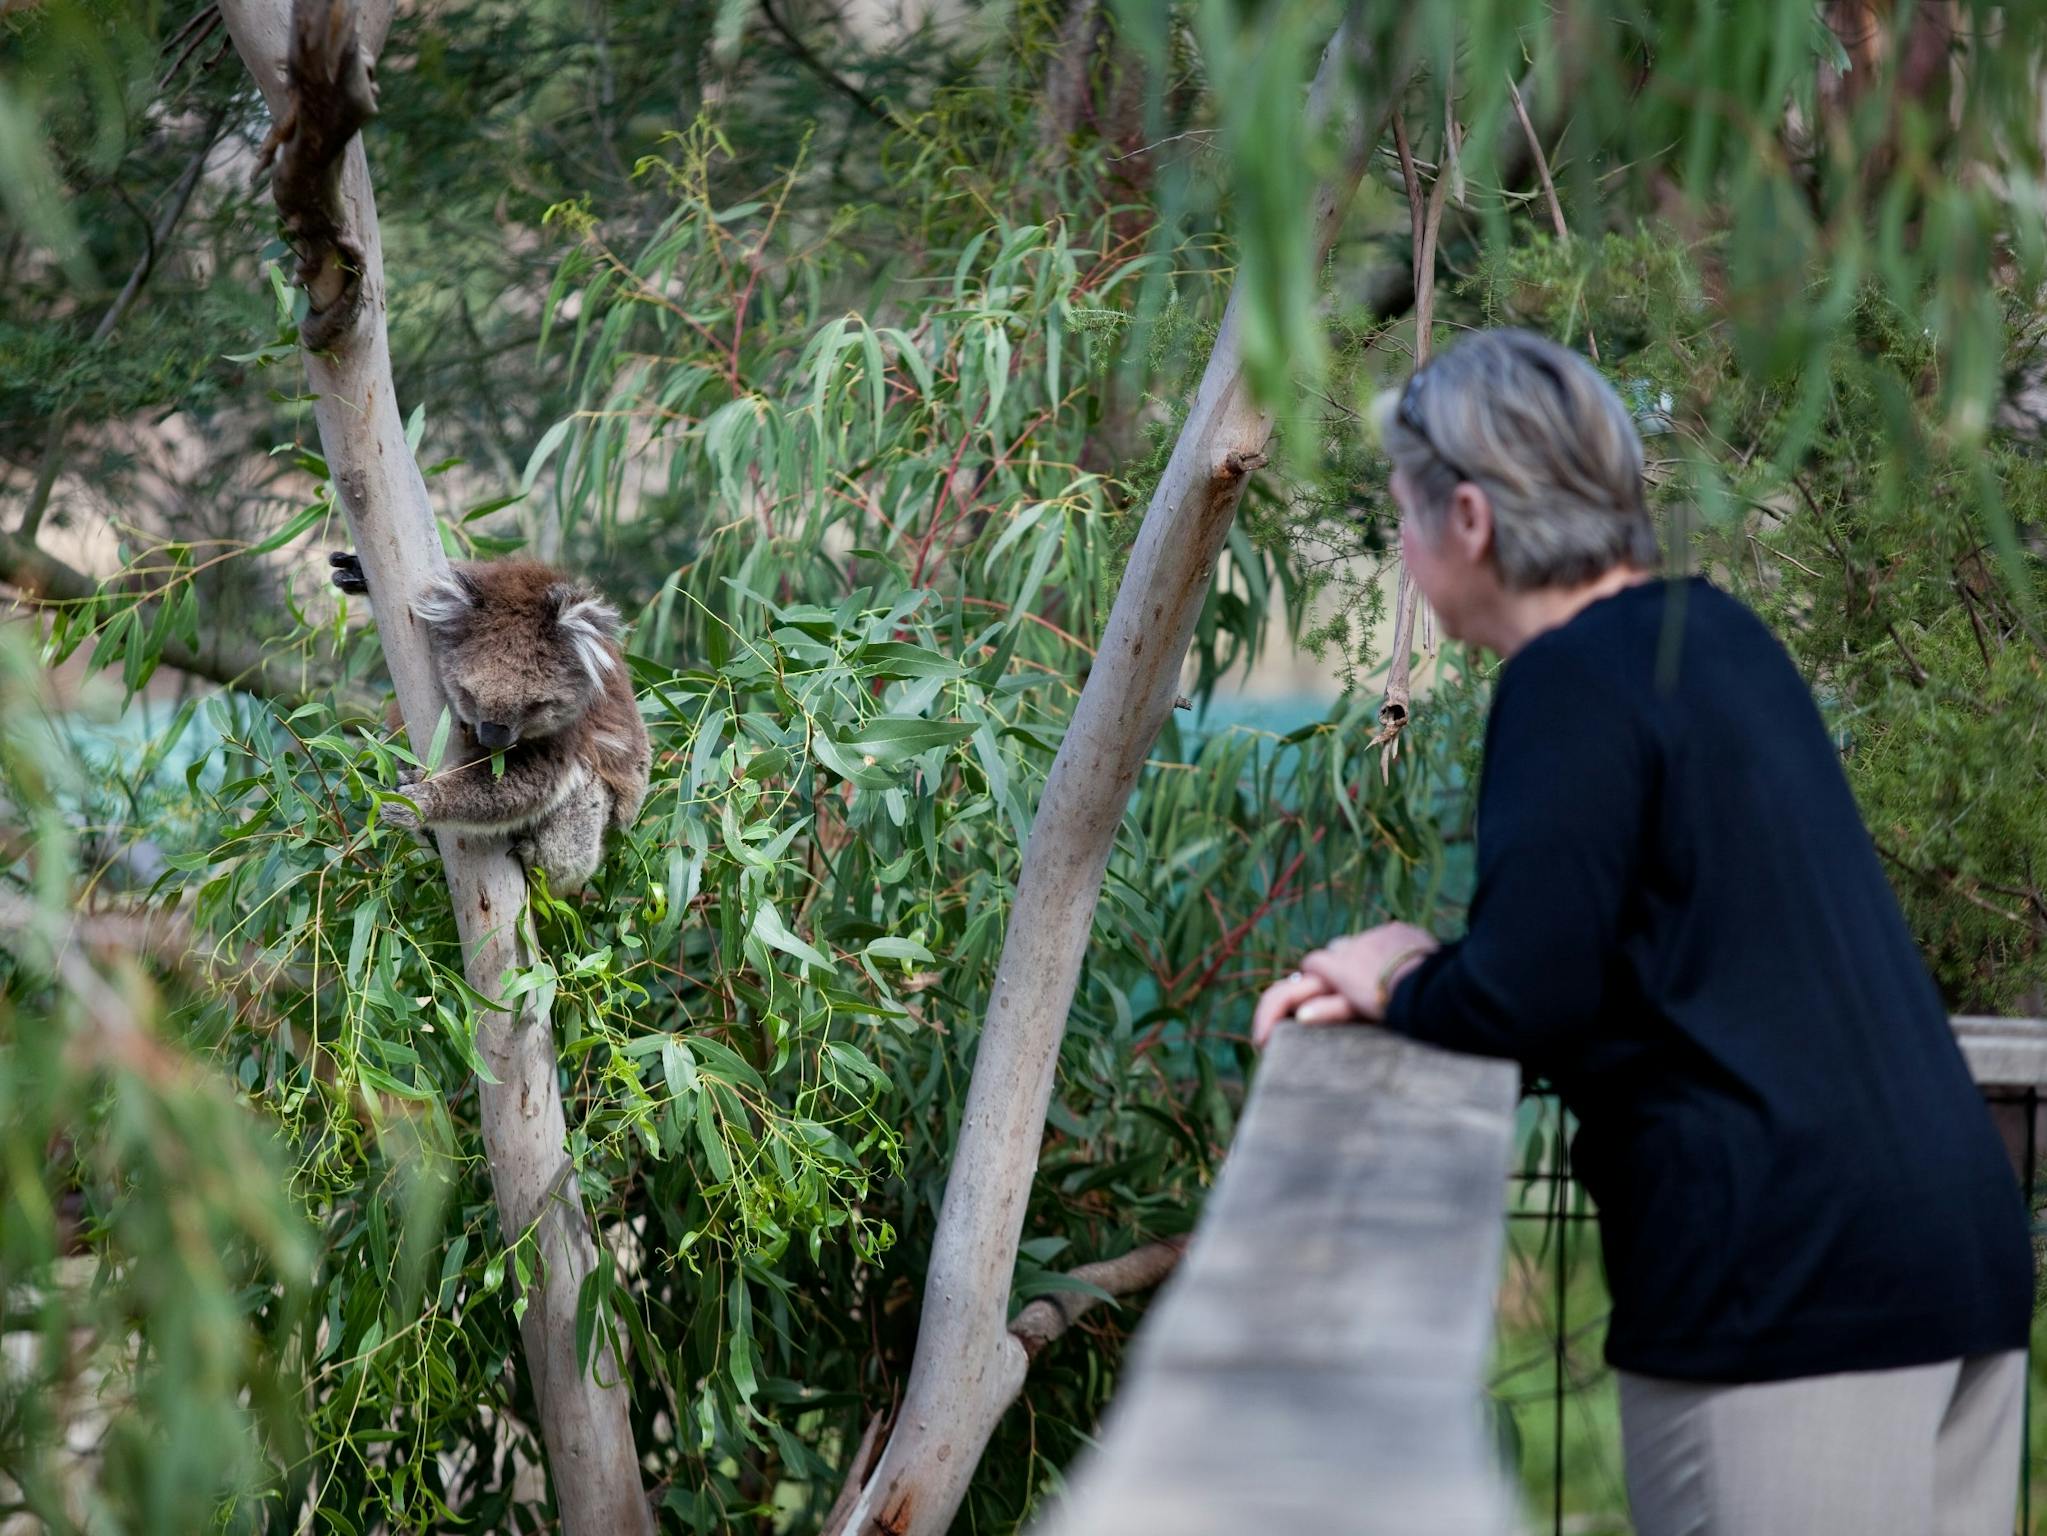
[329,550,369,595]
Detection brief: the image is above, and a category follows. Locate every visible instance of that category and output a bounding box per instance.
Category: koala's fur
[331,552,651,892]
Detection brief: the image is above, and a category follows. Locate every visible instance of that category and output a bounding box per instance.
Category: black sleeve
[1383,644,1650,1063]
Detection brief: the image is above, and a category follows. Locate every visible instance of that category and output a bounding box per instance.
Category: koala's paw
[510,832,539,871]
[380,798,423,834]
[380,769,428,834]
[329,550,369,595]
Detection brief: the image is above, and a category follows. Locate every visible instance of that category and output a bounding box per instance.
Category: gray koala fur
[331,551,652,891]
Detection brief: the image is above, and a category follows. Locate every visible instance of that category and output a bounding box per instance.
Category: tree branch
[834,24,1394,1536]
[1507,72,1599,362]
[253,0,380,349]
[757,0,888,125]
[0,527,345,706]
[1346,66,1554,327]
[1008,1239,1188,1359]
[18,106,227,542]
[1373,103,1453,776]
[1038,0,1104,158]
[820,1410,890,1536]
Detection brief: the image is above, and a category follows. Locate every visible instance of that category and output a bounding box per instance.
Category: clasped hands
[1251,921,1439,1050]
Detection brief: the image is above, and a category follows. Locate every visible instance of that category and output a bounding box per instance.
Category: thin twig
[19,106,227,540]
[1883,619,1929,688]
[1507,72,1599,363]
[757,0,888,124]
[1875,841,2040,929]
[1377,104,1454,773]
[1746,531,1823,580]
[158,4,224,90]
[1955,577,1997,672]
[1109,128,1215,162]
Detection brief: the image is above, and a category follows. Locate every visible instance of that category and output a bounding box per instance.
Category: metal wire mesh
[1499,1086,2042,1535]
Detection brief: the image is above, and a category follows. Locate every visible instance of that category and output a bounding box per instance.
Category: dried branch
[1507,73,1599,362]
[820,1411,890,1536]
[1875,841,2045,930]
[1038,0,1105,157]
[1374,103,1455,776]
[1009,1238,1189,1359]
[758,0,888,125]
[159,3,225,90]
[1884,618,1930,687]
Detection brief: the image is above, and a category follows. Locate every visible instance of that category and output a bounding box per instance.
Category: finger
[1252,977,1305,1048]
[1299,952,1373,1009]
[1252,972,1332,1048]
[1294,993,1357,1025]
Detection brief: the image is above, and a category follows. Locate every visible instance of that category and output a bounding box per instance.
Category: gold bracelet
[1375,945,1434,1016]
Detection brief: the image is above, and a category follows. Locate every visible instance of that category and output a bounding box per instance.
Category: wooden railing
[1037,1022,1523,1536]
[1037,1015,2047,1536]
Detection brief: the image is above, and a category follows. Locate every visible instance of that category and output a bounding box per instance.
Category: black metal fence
[1497,1085,2044,1536]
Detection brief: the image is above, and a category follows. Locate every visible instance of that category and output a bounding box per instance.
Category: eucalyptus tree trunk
[833,24,1395,1536]
[216,2,651,1528]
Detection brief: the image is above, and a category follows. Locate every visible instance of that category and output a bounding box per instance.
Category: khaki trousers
[1619,1351,2027,1536]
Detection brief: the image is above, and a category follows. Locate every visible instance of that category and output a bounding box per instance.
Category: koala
[330,551,651,893]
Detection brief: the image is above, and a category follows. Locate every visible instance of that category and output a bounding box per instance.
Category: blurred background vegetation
[3,0,2045,1530]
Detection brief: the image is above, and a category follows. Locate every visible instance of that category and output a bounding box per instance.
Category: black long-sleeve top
[1386,575,2031,1383]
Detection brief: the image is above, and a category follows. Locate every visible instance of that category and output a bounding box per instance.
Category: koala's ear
[548,582,621,684]
[413,569,478,636]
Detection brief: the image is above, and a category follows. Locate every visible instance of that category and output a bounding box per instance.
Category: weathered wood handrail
[1955,1016,2047,1088]
[1038,1015,2047,1535]
[1037,1023,1522,1536]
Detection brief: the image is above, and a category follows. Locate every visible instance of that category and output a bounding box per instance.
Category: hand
[1299,922,1438,1024]
[1252,969,1339,1050]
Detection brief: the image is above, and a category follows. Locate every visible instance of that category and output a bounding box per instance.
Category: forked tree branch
[832,24,1395,1536]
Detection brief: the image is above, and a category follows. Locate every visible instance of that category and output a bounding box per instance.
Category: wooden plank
[1036,1024,1522,1536]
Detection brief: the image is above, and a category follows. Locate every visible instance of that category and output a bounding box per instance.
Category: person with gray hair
[1253,328,2030,1536]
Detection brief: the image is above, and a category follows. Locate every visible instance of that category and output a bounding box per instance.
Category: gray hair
[1374,328,1661,590]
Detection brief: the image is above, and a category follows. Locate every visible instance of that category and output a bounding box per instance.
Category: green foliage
[1474,229,2047,1011]
[13,0,2047,1529]
[0,629,314,1535]
[4,99,1472,1530]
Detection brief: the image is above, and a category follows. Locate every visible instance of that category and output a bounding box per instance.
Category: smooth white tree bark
[217,3,651,1528]
[835,25,1394,1536]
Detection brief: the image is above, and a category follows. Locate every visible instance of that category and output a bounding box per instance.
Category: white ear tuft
[413,572,476,631]
[551,586,620,686]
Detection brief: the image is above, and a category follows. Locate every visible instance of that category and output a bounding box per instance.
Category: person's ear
[1447,482,1495,566]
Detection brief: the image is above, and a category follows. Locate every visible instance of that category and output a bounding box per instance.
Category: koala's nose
[476,721,516,749]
